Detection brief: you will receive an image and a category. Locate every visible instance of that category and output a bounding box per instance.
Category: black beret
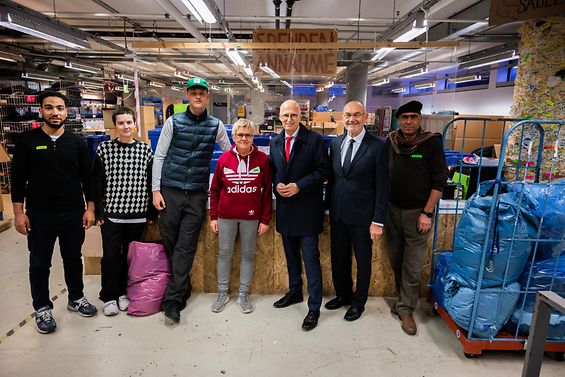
[395,100,423,118]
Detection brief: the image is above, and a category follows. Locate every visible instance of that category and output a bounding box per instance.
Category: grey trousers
[217,218,259,294]
[385,203,431,315]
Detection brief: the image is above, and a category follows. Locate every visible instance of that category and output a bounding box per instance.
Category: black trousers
[330,220,373,309]
[27,208,85,311]
[99,218,145,303]
[158,187,207,309]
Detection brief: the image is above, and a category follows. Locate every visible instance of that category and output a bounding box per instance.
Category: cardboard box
[332,111,343,121]
[493,144,501,158]
[453,138,501,154]
[312,112,331,122]
[452,118,505,139]
[0,144,10,163]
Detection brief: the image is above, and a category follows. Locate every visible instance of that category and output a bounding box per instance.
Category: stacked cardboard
[310,121,345,135]
[449,117,507,153]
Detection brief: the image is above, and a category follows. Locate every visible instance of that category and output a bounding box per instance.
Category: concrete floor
[0,194,563,377]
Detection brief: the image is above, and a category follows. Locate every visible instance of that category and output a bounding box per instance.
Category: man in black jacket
[11,90,98,334]
[325,101,389,321]
[269,99,329,331]
[386,100,448,335]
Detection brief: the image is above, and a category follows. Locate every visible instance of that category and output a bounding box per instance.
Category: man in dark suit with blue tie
[269,99,329,331]
[325,101,389,321]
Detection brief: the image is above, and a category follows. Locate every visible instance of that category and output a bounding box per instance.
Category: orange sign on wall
[252,29,338,77]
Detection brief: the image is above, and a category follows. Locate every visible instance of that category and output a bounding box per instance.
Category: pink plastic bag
[126,241,171,316]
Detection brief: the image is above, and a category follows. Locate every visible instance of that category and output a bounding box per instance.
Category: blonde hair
[232,118,257,135]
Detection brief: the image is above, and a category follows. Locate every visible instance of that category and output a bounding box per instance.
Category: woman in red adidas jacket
[209,118,272,314]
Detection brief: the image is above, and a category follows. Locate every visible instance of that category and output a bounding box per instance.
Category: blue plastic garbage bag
[449,180,538,288]
[511,181,565,260]
[444,278,520,338]
[432,253,452,309]
[504,254,565,339]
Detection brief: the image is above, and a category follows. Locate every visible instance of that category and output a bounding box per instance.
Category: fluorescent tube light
[0,6,90,49]
[116,73,134,82]
[79,80,103,89]
[449,75,482,84]
[210,85,220,91]
[21,72,57,82]
[371,14,427,62]
[465,55,519,70]
[401,68,428,79]
[251,76,260,84]
[372,78,390,86]
[414,82,435,89]
[0,50,24,62]
[316,87,324,92]
[225,49,245,66]
[324,81,334,89]
[281,80,292,89]
[459,49,518,70]
[180,0,217,24]
[243,65,253,76]
[391,88,406,93]
[174,70,190,80]
[149,81,165,88]
[171,86,182,91]
[64,62,100,74]
[259,63,280,79]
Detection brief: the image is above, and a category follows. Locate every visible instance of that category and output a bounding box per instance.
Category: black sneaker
[67,297,97,317]
[35,306,57,334]
[163,301,180,323]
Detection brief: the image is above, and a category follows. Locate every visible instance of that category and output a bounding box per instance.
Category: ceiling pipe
[273,0,282,29]
[285,0,298,29]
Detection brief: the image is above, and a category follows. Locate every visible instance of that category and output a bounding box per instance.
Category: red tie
[285,136,293,162]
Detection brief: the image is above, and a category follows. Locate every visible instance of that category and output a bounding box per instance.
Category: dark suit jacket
[327,131,389,226]
[269,124,329,236]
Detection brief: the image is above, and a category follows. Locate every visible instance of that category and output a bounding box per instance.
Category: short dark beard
[44,118,66,129]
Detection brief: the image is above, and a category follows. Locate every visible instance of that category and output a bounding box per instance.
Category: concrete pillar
[345,63,368,104]
[316,89,329,107]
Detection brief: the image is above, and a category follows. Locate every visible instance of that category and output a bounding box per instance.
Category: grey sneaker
[237,293,253,314]
[211,292,229,313]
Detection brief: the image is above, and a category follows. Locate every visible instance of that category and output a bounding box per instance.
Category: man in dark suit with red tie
[325,101,389,321]
[269,99,329,331]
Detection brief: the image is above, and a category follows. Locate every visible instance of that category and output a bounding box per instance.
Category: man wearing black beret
[385,100,448,335]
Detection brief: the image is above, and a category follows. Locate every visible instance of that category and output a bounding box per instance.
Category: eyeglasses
[399,114,420,121]
[234,133,254,139]
[344,112,365,119]
[280,113,299,120]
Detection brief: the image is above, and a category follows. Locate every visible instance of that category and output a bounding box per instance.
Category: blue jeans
[281,234,323,310]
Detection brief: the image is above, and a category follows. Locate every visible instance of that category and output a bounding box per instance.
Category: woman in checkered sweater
[93,107,156,316]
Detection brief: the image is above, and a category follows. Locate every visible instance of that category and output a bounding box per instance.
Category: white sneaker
[118,295,130,311]
[103,300,119,316]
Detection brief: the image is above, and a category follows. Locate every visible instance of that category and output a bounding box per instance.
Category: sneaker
[35,306,56,334]
[162,301,180,324]
[103,300,119,316]
[237,293,253,314]
[67,297,97,317]
[211,292,229,313]
[118,295,130,311]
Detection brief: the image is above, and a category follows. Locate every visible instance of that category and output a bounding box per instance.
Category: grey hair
[232,118,258,135]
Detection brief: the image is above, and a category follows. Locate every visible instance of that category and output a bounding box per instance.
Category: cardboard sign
[490,0,565,26]
[252,29,337,77]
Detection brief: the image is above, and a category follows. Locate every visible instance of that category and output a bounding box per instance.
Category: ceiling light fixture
[210,85,220,91]
[316,87,324,92]
[0,3,90,49]
[281,80,292,89]
[116,73,134,82]
[251,76,260,84]
[391,87,406,93]
[259,63,280,79]
[243,65,253,77]
[414,82,435,89]
[449,74,482,84]
[225,48,245,66]
[401,68,428,79]
[149,81,165,88]
[459,48,518,70]
[0,50,24,62]
[372,78,390,86]
[21,72,57,82]
[64,61,101,74]
[180,0,217,24]
[371,11,427,62]
[170,86,182,91]
[174,70,190,80]
[324,81,335,89]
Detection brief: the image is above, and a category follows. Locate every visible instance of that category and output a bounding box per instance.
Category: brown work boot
[400,313,417,335]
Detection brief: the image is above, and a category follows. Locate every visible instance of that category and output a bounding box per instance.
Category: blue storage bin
[148,127,162,153]
[85,134,110,163]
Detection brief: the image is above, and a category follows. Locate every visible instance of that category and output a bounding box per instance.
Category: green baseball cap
[186,77,209,90]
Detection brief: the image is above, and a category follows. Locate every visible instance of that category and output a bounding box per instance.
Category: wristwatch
[421,210,434,218]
